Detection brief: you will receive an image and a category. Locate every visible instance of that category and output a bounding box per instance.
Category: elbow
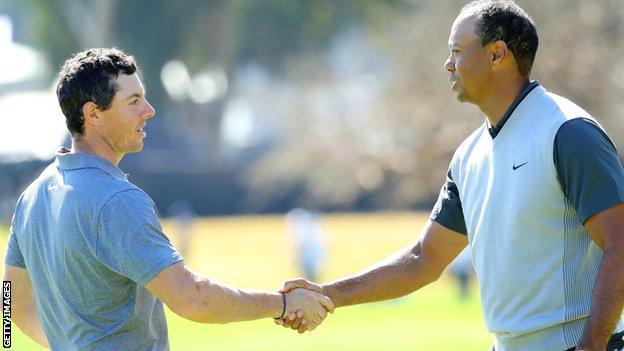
[406,256,446,286]
[169,303,199,322]
[11,306,31,331]
[427,260,449,284]
[427,269,444,284]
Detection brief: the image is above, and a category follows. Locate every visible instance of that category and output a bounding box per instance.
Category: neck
[71,132,122,166]
[477,77,530,126]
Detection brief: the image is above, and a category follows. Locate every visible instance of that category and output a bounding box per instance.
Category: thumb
[281,278,313,293]
[315,293,335,313]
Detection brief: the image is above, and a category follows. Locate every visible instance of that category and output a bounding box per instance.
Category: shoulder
[542,90,592,122]
[557,118,611,140]
[522,89,597,149]
[555,118,617,155]
[97,187,157,221]
[100,187,154,211]
[68,169,145,209]
[15,161,59,210]
[553,118,624,222]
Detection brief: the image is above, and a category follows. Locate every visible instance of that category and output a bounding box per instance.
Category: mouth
[450,80,460,91]
[137,127,146,138]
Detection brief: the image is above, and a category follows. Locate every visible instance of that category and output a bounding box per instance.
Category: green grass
[165,282,490,351]
[2,213,492,350]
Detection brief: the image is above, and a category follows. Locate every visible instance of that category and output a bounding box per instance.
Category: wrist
[278,292,286,319]
[270,291,284,319]
[321,284,340,308]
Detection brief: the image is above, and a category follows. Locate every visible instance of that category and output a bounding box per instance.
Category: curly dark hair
[56,48,137,135]
[461,0,539,78]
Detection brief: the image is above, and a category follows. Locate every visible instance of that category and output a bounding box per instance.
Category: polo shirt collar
[56,150,128,181]
[487,80,540,138]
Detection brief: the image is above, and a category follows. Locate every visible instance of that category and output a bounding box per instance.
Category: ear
[490,40,508,66]
[81,101,101,128]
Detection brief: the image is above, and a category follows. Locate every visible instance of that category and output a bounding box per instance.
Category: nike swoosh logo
[512,162,528,170]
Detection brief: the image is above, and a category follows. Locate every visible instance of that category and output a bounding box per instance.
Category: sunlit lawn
[2,212,492,350]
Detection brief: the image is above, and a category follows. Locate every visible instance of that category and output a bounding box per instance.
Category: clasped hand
[274,278,331,333]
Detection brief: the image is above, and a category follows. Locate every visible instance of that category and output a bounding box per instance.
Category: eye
[130,99,139,105]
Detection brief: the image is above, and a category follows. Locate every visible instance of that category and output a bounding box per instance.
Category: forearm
[13,306,49,348]
[578,247,624,350]
[177,279,282,323]
[322,248,441,307]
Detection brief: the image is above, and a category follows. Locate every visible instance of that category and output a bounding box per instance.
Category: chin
[456,92,472,103]
[128,144,144,153]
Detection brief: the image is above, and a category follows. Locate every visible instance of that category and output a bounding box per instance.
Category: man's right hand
[275,279,331,333]
[279,288,334,333]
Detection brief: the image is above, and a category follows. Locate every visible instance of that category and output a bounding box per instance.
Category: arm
[283,219,468,307]
[576,203,624,350]
[98,191,330,330]
[3,265,49,348]
[145,261,334,327]
[552,119,624,350]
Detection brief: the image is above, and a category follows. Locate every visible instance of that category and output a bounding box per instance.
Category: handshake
[273,278,333,334]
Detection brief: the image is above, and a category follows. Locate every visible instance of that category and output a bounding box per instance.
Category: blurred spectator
[448,247,473,300]
[167,199,196,260]
[285,208,326,282]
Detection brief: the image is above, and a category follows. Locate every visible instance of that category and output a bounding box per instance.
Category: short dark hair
[56,48,137,135]
[461,0,538,77]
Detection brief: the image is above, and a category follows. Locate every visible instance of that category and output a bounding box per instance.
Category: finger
[298,319,307,334]
[284,278,324,294]
[281,312,297,328]
[310,313,322,326]
[282,278,308,293]
[316,305,328,320]
[290,318,302,331]
[317,294,335,313]
[289,310,305,329]
[274,318,283,326]
[289,311,304,330]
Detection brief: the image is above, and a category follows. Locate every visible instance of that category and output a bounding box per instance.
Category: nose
[444,54,455,72]
[144,100,156,119]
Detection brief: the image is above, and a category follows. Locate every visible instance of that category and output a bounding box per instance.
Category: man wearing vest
[277,1,624,350]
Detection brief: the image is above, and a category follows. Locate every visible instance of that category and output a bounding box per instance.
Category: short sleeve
[97,190,182,285]
[5,214,26,268]
[554,118,624,223]
[430,167,468,235]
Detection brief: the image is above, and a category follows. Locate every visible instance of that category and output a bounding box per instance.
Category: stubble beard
[456,90,471,103]
[455,84,478,104]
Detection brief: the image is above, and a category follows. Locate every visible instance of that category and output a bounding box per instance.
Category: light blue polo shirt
[5,151,182,350]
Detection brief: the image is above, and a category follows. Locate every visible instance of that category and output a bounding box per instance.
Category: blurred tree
[246,0,624,210]
[5,0,621,212]
[3,0,407,156]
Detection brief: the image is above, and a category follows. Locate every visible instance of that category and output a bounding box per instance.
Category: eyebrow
[125,92,144,100]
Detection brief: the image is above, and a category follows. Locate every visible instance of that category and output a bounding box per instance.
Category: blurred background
[1,0,622,217]
[0,0,623,350]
